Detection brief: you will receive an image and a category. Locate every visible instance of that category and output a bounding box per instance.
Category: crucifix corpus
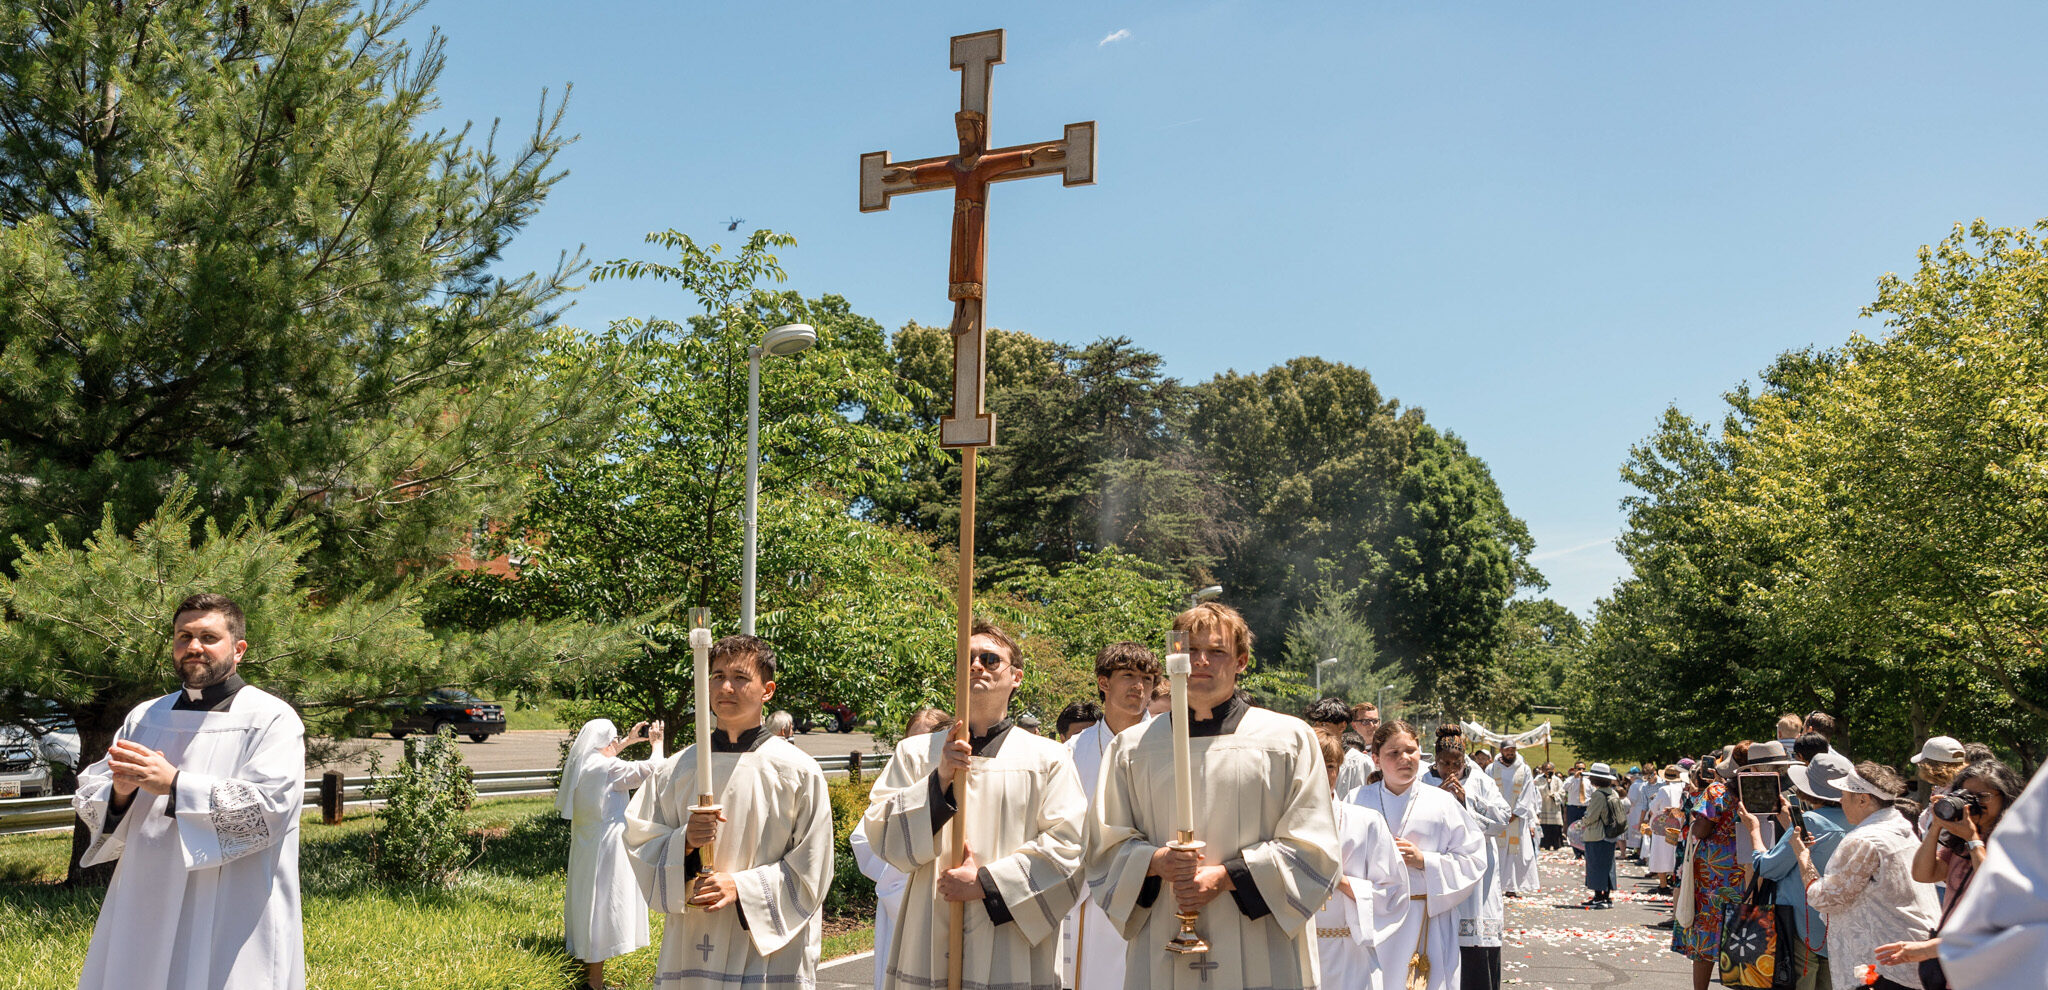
[859,27,1095,990]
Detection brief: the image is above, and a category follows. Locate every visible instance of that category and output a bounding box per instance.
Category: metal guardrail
[0,752,889,836]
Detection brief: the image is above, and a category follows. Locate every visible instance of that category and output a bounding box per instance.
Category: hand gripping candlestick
[1163,630,1211,955]
[688,608,720,911]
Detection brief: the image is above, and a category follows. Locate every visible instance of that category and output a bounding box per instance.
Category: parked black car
[388,689,506,742]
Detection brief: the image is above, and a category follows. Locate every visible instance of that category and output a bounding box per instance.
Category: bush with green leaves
[365,729,479,888]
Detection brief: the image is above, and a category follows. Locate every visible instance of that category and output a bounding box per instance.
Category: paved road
[320,728,889,775]
[1507,845,1693,988]
[814,841,1697,990]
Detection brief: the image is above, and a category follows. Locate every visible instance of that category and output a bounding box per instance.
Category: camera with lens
[1932,790,1983,822]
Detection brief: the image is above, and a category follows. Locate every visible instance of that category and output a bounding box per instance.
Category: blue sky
[401,2,2048,616]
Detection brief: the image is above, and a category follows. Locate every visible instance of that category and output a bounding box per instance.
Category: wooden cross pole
[860,28,1095,990]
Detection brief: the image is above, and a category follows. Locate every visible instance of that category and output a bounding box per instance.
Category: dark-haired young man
[863,619,1088,990]
[74,593,307,990]
[625,635,834,990]
[1063,642,1160,990]
[1304,697,1372,796]
[1057,700,1104,742]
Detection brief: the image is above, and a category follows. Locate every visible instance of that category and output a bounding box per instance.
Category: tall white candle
[1166,650,1195,834]
[690,624,714,794]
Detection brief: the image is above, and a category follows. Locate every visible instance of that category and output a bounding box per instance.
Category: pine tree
[0,0,612,590]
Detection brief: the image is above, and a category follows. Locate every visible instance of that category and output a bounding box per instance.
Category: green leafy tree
[877,327,1221,580]
[989,548,1187,719]
[1188,358,1421,647]
[1371,425,1542,716]
[0,0,611,591]
[436,230,945,736]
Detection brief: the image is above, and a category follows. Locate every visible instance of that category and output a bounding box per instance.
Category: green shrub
[823,776,877,917]
[365,729,479,888]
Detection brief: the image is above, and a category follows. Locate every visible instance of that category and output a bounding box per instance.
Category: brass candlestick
[689,794,721,911]
[1164,831,1210,954]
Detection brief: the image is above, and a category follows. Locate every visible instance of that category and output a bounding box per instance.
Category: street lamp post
[1315,656,1340,696]
[742,323,818,635]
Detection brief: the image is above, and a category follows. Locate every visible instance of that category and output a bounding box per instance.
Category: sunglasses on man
[970,650,1009,670]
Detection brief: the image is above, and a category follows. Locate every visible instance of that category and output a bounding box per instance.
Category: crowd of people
[65,592,2048,990]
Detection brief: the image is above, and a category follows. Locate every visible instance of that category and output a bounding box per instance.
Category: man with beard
[73,593,306,990]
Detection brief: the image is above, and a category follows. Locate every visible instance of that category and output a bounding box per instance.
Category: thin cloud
[1099,29,1131,46]
[1528,537,1616,563]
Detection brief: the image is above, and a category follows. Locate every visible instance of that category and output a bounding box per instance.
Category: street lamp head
[1318,657,1340,668]
[1192,585,1224,603]
[760,323,816,357]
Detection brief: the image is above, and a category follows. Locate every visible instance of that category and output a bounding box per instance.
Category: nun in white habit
[1347,721,1487,990]
[561,718,663,990]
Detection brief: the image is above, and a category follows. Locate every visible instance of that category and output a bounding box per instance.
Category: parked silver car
[0,717,80,798]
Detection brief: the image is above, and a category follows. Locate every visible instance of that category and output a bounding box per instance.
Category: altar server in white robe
[562,717,663,990]
[1426,734,1509,990]
[853,708,954,990]
[73,593,305,990]
[1351,720,1488,990]
[1090,602,1340,990]
[863,618,1088,990]
[1061,643,1159,990]
[625,635,834,990]
[1938,762,2048,989]
[1484,741,1542,896]
[1643,766,1686,882]
[1313,729,1410,990]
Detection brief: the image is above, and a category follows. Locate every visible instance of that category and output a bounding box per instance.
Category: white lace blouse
[1805,807,1940,990]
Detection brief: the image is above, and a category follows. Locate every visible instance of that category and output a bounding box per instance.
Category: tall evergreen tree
[0,0,610,590]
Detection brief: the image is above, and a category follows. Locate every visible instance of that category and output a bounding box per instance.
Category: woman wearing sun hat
[1580,763,1626,907]
[1747,751,1853,990]
[1792,762,1939,989]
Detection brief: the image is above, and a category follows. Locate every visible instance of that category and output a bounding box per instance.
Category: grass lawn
[0,796,872,990]
[503,698,570,731]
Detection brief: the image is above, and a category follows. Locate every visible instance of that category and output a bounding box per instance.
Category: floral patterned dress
[1672,781,1743,960]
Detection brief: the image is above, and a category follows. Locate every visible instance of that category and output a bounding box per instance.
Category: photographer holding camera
[1870,757,2025,985]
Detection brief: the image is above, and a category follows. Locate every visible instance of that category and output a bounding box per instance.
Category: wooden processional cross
[859,28,1095,990]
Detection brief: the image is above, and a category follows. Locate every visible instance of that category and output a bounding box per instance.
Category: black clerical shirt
[108,674,250,827]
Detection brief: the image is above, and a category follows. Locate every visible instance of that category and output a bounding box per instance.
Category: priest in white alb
[624,635,834,989]
[1484,741,1541,896]
[1061,642,1159,990]
[72,593,306,990]
[862,618,1088,990]
[1088,602,1340,990]
[1351,720,1487,990]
